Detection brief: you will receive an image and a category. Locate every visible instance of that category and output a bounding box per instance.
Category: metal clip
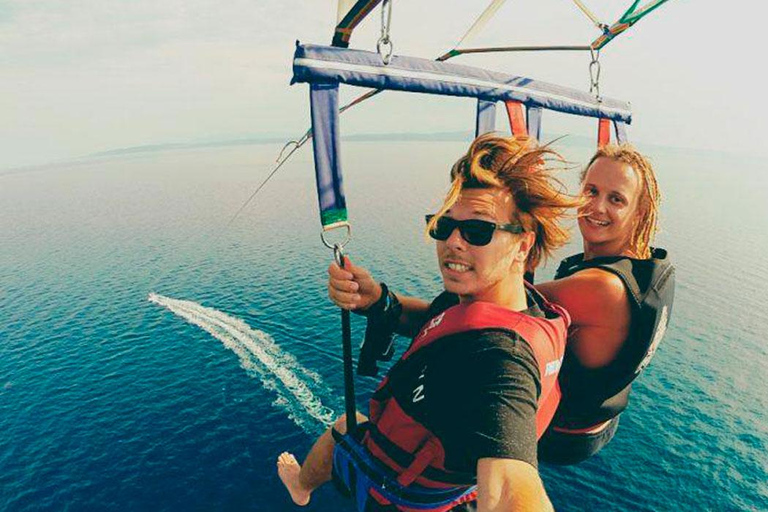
[589,48,602,103]
[377,0,394,65]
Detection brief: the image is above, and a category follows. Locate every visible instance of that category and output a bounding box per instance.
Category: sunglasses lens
[460,220,494,246]
[430,216,455,241]
[426,216,495,246]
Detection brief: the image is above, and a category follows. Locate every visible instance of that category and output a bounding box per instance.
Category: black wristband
[357,283,402,377]
[353,282,390,318]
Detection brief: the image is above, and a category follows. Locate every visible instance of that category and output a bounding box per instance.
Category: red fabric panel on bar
[505,101,528,138]
[598,118,611,148]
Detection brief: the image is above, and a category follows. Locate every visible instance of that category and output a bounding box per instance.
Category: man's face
[435,187,527,303]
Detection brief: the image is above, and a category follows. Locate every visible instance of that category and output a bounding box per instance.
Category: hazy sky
[1,0,764,169]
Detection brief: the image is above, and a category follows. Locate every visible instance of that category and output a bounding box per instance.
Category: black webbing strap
[336,246,358,435]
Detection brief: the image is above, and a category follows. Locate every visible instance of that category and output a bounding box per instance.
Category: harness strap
[613,120,629,144]
[366,423,476,485]
[475,99,497,136]
[505,100,528,138]
[332,429,476,511]
[597,117,611,147]
[527,106,543,140]
[309,82,348,228]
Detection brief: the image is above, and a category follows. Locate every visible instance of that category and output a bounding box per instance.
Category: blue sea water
[1,139,767,511]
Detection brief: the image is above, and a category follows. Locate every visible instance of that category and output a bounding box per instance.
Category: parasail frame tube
[293,44,632,124]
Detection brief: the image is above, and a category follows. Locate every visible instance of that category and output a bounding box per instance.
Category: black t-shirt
[383,291,543,473]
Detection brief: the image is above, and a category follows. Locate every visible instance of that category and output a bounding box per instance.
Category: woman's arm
[536,269,631,367]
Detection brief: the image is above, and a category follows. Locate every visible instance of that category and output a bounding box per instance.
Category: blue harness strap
[331,429,476,511]
[309,82,348,228]
[295,43,635,229]
[613,120,629,144]
[526,106,543,141]
[475,99,497,137]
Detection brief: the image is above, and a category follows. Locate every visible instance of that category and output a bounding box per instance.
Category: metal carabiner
[588,48,602,102]
[377,0,394,65]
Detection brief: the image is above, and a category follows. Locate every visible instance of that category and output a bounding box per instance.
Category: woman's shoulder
[538,267,628,314]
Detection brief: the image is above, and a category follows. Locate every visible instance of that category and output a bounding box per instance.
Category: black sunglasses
[425,214,524,246]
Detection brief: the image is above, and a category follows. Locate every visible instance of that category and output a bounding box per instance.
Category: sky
[0,0,765,170]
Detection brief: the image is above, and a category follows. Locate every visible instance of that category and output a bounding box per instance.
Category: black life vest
[552,248,675,429]
[335,285,569,511]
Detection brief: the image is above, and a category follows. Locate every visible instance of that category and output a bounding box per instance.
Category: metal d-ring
[321,223,352,251]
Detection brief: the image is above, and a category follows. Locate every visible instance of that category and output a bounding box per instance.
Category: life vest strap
[366,423,477,485]
[396,437,440,487]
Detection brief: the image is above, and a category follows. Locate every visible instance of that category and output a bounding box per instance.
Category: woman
[536,144,675,465]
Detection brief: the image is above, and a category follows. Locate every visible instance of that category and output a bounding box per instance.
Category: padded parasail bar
[293,43,633,123]
[310,83,348,228]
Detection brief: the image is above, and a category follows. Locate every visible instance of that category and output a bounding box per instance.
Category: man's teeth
[447,262,470,272]
[588,217,609,226]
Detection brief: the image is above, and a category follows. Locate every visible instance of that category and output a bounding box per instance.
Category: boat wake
[148,293,336,435]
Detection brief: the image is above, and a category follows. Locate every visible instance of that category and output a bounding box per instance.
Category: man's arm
[450,333,549,511]
[327,257,430,337]
[476,458,553,512]
[391,294,431,337]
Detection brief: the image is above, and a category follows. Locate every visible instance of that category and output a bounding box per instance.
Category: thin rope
[219,0,509,235]
[571,0,606,30]
[221,132,309,232]
[455,0,508,49]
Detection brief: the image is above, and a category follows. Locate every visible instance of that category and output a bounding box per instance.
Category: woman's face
[578,157,642,255]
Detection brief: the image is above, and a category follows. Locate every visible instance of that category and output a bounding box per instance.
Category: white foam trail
[148,293,336,434]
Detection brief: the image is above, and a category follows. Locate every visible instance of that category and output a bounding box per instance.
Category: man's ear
[515,231,536,263]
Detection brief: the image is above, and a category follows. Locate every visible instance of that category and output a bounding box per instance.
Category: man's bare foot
[277,452,311,506]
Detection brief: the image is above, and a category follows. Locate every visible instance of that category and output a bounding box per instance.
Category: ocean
[1,139,766,511]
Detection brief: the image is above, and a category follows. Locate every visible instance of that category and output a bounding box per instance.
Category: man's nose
[445,226,467,249]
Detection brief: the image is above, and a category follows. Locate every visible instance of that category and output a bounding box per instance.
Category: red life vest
[361,286,569,509]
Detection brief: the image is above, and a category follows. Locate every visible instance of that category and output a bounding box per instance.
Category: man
[277,134,581,511]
